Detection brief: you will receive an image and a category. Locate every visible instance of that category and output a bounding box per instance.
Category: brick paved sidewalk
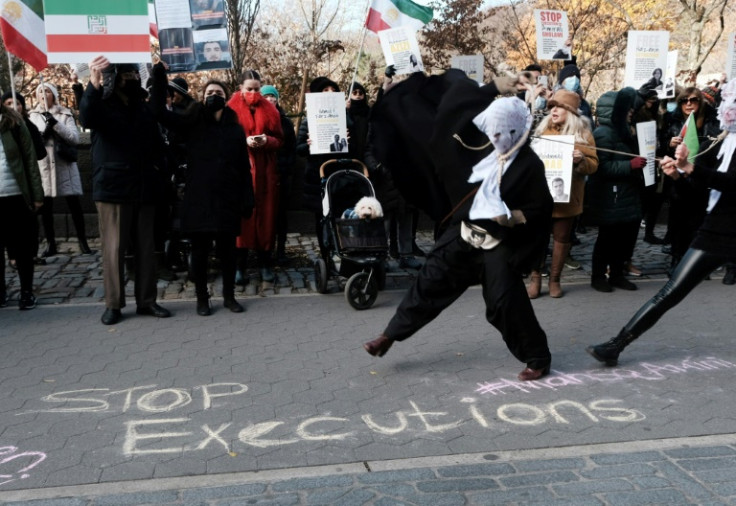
[2,225,726,307]
[3,435,736,505]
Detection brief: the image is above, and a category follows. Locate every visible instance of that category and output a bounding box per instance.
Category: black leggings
[190,232,237,299]
[40,196,87,243]
[625,248,732,337]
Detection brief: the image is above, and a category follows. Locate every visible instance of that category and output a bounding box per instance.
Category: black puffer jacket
[586,88,643,225]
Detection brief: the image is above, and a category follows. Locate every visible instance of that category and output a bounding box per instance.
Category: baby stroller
[315,159,388,310]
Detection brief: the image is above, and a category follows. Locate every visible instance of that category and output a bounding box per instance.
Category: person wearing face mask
[228,70,284,284]
[150,62,254,315]
[587,79,736,366]
[363,76,554,382]
[80,56,172,325]
[556,63,593,125]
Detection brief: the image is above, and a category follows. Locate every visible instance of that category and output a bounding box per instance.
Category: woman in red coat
[228,70,284,282]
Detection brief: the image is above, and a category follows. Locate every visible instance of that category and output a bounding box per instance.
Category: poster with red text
[534,10,571,61]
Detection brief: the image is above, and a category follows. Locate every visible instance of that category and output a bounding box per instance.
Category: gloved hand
[630,156,647,170]
[42,112,57,127]
[384,65,396,78]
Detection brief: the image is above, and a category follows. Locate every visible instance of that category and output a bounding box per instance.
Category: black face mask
[205,94,226,112]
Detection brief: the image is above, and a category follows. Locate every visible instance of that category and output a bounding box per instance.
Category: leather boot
[79,238,95,255]
[526,271,542,299]
[548,241,570,298]
[196,294,211,316]
[586,328,637,366]
[364,333,394,357]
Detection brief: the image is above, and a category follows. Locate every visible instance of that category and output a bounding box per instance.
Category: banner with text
[378,26,424,75]
[636,121,657,187]
[727,33,736,80]
[451,54,484,84]
[531,135,574,203]
[624,30,669,92]
[534,9,570,61]
[305,92,348,156]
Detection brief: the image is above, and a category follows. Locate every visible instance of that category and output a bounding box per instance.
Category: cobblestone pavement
[3,225,724,307]
[4,435,736,505]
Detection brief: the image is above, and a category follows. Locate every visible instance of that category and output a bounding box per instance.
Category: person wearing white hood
[364,95,554,381]
[587,79,736,366]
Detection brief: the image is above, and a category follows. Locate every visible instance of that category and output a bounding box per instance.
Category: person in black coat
[587,78,736,366]
[151,62,254,315]
[662,87,721,272]
[363,72,554,382]
[80,56,171,325]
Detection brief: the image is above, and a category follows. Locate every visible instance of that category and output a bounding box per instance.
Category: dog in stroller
[314,159,388,309]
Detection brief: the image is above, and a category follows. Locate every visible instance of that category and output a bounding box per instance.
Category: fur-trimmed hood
[227,91,282,137]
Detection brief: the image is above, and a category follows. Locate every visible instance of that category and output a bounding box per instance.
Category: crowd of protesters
[1,52,733,338]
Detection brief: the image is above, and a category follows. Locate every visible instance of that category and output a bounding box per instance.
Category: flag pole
[5,49,19,107]
[348,0,372,99]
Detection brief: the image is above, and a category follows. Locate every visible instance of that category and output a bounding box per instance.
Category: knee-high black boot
[586,328,638,366]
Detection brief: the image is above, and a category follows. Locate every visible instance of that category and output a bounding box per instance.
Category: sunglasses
[679,97,699,105]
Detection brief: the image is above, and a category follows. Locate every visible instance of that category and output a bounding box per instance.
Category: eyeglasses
[679,97,699,105]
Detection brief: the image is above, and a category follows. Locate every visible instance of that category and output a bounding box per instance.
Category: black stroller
[315,159,388,310]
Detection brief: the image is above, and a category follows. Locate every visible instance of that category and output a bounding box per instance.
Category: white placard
[636,121,657,187]
[451,54,484,84]
[154,0,192,29]
[533,9,571,61]
[661,50,677,99]
[531,135,575,203]
[727,33,736,80]
[624,31,669,91]
[378,26,424,76]
[305,92,349,155]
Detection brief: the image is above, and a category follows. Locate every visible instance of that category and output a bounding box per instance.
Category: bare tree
[677,0,730,83]
[227,0,262,89]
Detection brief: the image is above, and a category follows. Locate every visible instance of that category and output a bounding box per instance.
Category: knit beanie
[260,85,279,99]
[557,64,581,85]
[309,76,340,93]
[36,82,59,103]
[1,90,26,110]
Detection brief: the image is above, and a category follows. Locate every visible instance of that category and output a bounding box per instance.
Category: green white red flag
[0,0,47,71]
[43,0,150,63]
[365,0,433,34]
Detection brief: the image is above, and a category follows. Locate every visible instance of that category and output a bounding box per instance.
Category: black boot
[586,328,637,366]
[79,238,95,255]
[196,293,211,316]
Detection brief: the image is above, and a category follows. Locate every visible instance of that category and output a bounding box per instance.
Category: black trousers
[0,195,36,294]
[591,220,640,279]
[625,248,734,337]
[384,226,551,370]
[190,232,237,299]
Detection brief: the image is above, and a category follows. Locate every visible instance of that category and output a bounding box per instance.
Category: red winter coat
[228,92,284,250]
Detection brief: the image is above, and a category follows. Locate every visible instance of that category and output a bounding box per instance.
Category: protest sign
[305,92,349,155]
[451,54,484,84]
[624,30,669,92]
[378,26,423,75]
[531,135,574,203]
[636,121,657,187]
[534,9,571,61]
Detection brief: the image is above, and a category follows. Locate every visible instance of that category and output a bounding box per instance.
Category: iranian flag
[43,0,151,64]
[681,112,700,162]
[0,0,47,71]
[148,0,157,39]
[365,0,433,34]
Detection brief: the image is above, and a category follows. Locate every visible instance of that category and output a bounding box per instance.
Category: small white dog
[342,196,384,220]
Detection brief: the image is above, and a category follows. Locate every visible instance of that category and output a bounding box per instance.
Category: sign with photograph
[451,54,484,84]
[305,92,349,155]
[624,30,669,92]
[533,10,571,61]
[531,135,574,203]
[661,50,677,99]
[636,121,657,187]
[378,26,424,75]
[154,0,231,73]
